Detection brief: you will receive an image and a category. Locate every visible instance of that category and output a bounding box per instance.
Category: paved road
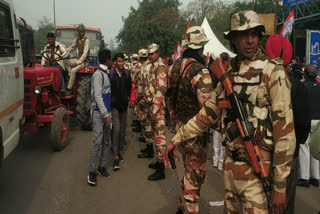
[0,111,319,214]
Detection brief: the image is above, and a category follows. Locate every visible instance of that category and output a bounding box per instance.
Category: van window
[0,3,15,57]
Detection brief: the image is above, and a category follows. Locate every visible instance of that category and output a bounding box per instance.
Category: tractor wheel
[76,75,92,130]
[50,107,69,151]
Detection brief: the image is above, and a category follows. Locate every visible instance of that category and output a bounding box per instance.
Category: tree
[116,0,187,57]
[34,16,54,53]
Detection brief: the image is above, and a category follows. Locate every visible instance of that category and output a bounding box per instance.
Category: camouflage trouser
[224,155,270,214]
[151,108,166,161]
[143,114,153,146]
[179,136,208,214]
[136,105,152,146]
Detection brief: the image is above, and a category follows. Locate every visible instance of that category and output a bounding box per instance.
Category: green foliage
[34,17,54,54]
[116,0,187,57]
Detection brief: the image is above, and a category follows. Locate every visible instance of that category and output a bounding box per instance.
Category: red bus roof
[56,26,101,33]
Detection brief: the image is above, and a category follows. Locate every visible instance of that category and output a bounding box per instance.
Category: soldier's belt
[226,148,271,162]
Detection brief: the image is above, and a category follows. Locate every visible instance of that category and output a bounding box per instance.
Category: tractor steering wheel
[41,50,64,66]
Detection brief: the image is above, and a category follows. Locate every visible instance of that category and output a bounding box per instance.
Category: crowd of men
[40,9,320,214]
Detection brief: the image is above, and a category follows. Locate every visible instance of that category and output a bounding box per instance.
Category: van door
[0,0,24,164]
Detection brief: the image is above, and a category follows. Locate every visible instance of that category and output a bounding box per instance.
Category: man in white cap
[64,24,90,96]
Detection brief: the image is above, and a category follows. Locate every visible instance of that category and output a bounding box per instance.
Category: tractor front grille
[24,87,31,93]
[24,104,32,110]
[24,79,31,85]
[24,96,31,102]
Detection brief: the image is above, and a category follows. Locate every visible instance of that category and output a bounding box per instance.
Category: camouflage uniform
[149,56,168,161]
[167,27,213,213]
[137,60,153,149]
[133,50,148,115]
[170,11,296,214]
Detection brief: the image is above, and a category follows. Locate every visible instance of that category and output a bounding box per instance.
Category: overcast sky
[12,0,191,42]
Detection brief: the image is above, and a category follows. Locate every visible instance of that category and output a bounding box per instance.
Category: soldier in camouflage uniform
[143,43,168,181]
[131,50,148,133]
[165,10,296,214]
[124,54,133,72]
[137,53,154,159]
[132,50,147,114]
[166,26,214,214]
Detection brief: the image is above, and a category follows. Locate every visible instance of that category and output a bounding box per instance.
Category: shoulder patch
[202,68,209,74]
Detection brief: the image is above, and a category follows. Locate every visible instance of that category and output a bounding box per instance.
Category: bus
[0,0,24,166]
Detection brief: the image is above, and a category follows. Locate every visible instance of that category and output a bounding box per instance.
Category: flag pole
[274,0,278,34]
[53,0,56,28]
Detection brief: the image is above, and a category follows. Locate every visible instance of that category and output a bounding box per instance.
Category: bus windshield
[55,28,102,58]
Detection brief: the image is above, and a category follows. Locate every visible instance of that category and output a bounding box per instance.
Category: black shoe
[132,127,141,132]
[139,136,146,142]
[296,179,310,187]
[118,153,124,163]
[148,161,160,169]
[140,146,149,153]
[113,159,120,171]
[138,144,154,158]
[87,171,97,186]
[148,163,165,181]
[131,122,139,127]
[309,177,319,187]
[97,167,110,177]
[137,152,154,158]
[176,208,184,214]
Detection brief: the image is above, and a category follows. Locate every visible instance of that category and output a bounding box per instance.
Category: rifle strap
[219,71,229,84]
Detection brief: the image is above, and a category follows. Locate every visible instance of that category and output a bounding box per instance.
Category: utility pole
[53,0,56,28]
[274,0,279,34]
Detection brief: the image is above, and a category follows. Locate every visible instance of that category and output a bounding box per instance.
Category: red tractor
[22,25,103,151]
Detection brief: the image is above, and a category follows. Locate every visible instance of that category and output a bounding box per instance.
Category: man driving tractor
[41,32,69,91]
[64,24,90,96]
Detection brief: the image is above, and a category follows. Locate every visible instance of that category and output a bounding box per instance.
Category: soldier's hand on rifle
[164,142,177,168]
[104,116,111,128]
[271,190,286,214]
[209,58,226,80]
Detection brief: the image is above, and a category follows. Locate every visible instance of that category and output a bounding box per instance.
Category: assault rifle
[209,59,273,213]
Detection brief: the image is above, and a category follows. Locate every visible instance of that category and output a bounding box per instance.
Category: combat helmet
[224,10,265,40]
[147,43,159,54]
[184,26,208,49]
[139,49,148,58]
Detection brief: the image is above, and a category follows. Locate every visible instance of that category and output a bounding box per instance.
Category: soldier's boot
[140,146,148,153]
[132,126,141,132]
[131,120,140,127]
[148,161,160,169]
[175,208,184,214]
[148,162,165,181]
[139,136,146,142]
[137,144,154,158]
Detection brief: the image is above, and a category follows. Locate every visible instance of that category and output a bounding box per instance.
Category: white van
[0,0,24,166]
